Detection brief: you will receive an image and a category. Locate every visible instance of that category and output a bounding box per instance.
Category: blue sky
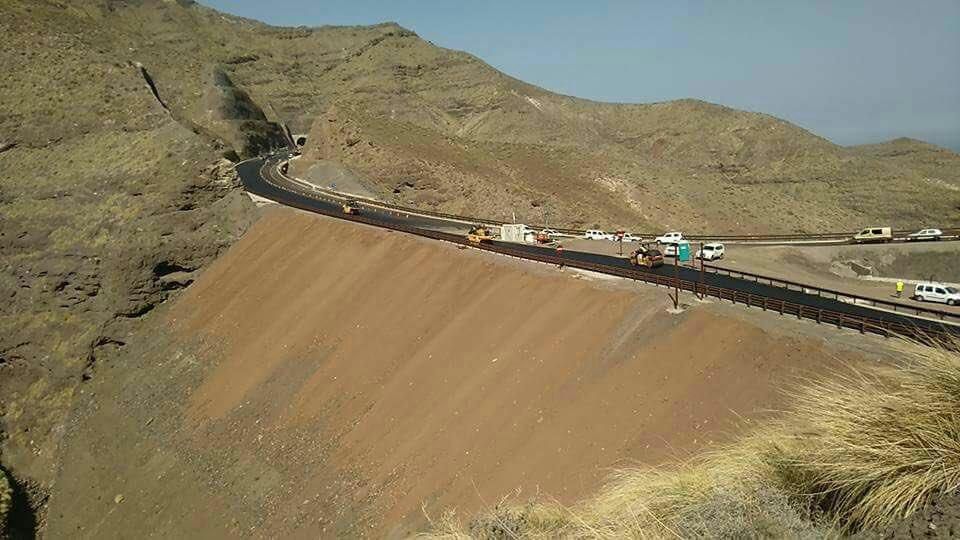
[200,1,960,150]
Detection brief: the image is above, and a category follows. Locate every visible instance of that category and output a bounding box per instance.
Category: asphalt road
[238,154,959,337]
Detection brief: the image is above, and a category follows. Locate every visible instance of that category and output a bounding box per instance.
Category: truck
[655,231,684,244]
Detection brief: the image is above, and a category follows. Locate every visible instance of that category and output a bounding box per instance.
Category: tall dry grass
[421,339,960,539]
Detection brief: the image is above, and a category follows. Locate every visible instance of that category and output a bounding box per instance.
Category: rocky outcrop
[195,67,290,158]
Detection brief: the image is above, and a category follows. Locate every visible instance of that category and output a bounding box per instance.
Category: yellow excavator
[341,199,360,215]
[467,224,495,244]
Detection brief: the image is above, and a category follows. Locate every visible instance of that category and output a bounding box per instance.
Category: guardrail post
[762,298,767,311]
[779,301,784,315]
[797,305,803,320]
[860,318,866,334]
[817,309,822,324]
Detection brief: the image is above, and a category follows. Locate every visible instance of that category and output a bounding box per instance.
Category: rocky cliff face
[0,0,268,525]
[195,67,290,158]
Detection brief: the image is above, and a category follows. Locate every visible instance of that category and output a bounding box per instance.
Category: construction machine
[467,224,495,244]
[630,244,664,268]
[342,200,360,215]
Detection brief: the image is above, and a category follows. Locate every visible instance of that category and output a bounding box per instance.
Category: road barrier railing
[255,159,958,348]
[701,263,960,325]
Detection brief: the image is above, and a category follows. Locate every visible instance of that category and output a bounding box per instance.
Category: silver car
[907,228,943,241]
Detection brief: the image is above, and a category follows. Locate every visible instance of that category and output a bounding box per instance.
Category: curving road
[238,154,959,339]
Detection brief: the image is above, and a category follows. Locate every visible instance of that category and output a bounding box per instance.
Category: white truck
[655,231,684,244]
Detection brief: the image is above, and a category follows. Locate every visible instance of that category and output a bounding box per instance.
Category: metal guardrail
[701,263,960,325]
[254,158,958,348]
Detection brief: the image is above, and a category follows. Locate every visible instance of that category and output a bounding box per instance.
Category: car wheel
[948,299,957,306]
[917,295,925,302]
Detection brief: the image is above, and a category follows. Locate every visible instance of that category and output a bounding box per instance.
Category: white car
[621,233,643,243]
[655,232,684,244]
[584,229,613,240]
[662,240,690,257]
[914,283,960,305]
[696,242,725,260]
[907,228,943,241]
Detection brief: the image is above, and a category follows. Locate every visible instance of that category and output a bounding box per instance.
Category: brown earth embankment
[44,208,859,538]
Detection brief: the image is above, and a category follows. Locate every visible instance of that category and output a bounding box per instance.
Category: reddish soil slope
[45,208,855,538]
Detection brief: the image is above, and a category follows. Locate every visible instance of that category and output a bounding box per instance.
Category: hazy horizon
[200,0,960,151]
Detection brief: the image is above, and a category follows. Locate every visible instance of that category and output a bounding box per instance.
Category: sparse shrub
[0,468,11,537]
[422,339,960,538]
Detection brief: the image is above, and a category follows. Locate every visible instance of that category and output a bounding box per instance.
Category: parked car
[662,240,690,257]
[852,227,893,244]
[914,283,960,306]
[584,229,613,240]
[621,233,643,243]
[655,231,684,244]
[907,228,943,241]
[696,242,725,260]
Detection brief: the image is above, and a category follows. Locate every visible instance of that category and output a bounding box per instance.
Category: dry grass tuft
[420,339,960,538]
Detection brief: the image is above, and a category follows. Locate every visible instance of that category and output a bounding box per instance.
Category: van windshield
[947,287,958,294]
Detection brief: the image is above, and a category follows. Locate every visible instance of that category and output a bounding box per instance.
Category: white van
[852,227,893,244]
[914,283,960,306]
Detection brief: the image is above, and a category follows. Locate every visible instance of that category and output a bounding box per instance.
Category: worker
[556,244,564,269]
[896,280,904,298]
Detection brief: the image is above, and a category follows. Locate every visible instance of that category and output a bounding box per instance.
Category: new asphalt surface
[238,155,959,337]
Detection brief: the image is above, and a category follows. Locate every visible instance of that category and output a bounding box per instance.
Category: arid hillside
[295,101,960,232]
[43,208,877,538]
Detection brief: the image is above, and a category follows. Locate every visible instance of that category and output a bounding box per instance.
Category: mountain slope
[18,0,950,233]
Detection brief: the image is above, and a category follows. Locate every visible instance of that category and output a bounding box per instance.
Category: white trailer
[500,223,529,243]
